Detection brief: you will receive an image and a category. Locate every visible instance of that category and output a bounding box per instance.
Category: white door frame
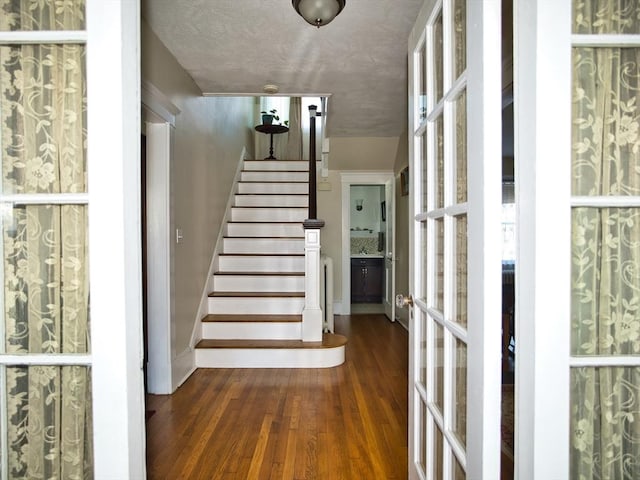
[142,81,179,394]
[340,172,396,319]
[514,1,572,478]
[86,0,146,476]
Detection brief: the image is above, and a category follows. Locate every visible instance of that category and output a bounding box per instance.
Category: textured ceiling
[141,0,424,137]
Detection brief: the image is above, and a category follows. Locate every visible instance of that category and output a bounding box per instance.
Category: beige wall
[316,136,405,309]
[317,170,344,303]
[330,137,400,170]
[142,20,254,381]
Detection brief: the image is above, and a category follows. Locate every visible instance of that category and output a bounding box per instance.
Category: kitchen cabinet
[351,257,383,303]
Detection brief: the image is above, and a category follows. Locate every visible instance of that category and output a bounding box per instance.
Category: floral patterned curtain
[571,1,640,478]
[1,0,92,478]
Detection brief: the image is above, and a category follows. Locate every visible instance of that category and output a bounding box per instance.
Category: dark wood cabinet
[351,257,383,303]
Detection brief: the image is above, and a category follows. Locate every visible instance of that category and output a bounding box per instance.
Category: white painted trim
[141,80,180,127]
[303,228,323,342]
[340,171,396,315]
[464,0,503,475]
[172,347,196,390]
[514,1,572,479]
[570,356,640,367]
[86,0,145,477]
[202,321,302,340]
[195,345,345,368]
[191,147,248,349]
[0,30,86,43]
[572,34,640,46]
[571,196,640,207]
[0,365,6,480]
[407,3,433,477]
[0,193,88,204]
[0,354,92,365]
[145,122,173,394]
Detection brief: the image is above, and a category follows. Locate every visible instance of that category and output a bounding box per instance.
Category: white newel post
[302,223,324,341]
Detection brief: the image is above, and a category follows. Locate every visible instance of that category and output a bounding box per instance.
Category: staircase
[195,159,346,368]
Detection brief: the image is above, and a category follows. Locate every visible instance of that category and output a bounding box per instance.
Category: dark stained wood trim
[195,334,347,350]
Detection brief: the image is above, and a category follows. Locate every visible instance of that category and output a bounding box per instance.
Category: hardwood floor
[145,314,408,479]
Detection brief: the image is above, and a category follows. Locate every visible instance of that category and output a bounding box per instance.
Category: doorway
[340,172,395,320]
[350,184,386,314]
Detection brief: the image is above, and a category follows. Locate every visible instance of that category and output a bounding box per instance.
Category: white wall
[141,19,254,387]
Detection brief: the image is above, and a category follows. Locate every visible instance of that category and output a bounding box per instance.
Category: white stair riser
[223,237,304,254]
[241,171,308,182]
[238,182,307,194]
[234,195,308,207]
[201,322,301,340]
[244,161,308,171]
[226,223,303,237]
[213,275,304,292]
[195,346,346,368]
[208,296,304,315]
[231,207,307,222]
[218,255,304,272]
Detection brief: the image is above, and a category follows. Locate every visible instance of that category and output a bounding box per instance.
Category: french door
[0,1,144,478]
[407,0,502,478]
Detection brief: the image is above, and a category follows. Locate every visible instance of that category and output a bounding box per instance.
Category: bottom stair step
[195,334,347,368]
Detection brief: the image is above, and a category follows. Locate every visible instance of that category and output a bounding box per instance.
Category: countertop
[351,254,384,258]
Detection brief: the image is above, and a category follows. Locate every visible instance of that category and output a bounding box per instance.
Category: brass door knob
[395,294,413,308]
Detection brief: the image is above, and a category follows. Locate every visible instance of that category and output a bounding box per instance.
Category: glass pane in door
[418,397,428,476]
[455,91,467,203]
[420,311,428,388]
[419,42,428,122]
[434,11,444,102]
[454,338,467,446]
[434,422,444,480]
[455,214,468,327]
[3,205,89,354]
[435,217,445,311]
[436,115,445,209]
[0,0,85,31]
[454,456,466,480]
[434,321,445,412]
[6,365,93,477]
[422,130,429,211]
[453,0,467,79]
[570,366,640,477]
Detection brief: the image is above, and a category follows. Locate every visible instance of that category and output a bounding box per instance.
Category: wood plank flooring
[145,314,408,479]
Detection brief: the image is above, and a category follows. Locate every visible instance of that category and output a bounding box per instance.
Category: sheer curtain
[1,0,92,478]
[571,1,640,478]
[286,97,302,160]
[256,96,289,160]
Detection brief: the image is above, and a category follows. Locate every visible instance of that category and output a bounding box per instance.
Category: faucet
[359,246,367,255]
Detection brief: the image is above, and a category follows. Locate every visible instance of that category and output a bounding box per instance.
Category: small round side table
[255,124,289,160]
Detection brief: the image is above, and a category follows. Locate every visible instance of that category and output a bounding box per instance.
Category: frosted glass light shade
[292,0,346,27]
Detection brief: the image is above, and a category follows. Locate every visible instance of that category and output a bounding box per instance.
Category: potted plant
[261,108,279,125]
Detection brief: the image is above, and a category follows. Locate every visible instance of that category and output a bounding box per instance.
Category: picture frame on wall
[400,167,409,196]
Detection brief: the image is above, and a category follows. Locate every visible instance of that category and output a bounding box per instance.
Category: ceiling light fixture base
[292,0,346,28]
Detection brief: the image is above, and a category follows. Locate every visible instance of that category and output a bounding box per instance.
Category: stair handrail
[302,105,325,342]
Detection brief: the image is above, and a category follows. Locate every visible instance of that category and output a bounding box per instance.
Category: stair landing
[195,333,347,368]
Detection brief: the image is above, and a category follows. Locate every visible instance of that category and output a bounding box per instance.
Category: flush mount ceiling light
[263,84,279,94]
[292,0,346,28]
